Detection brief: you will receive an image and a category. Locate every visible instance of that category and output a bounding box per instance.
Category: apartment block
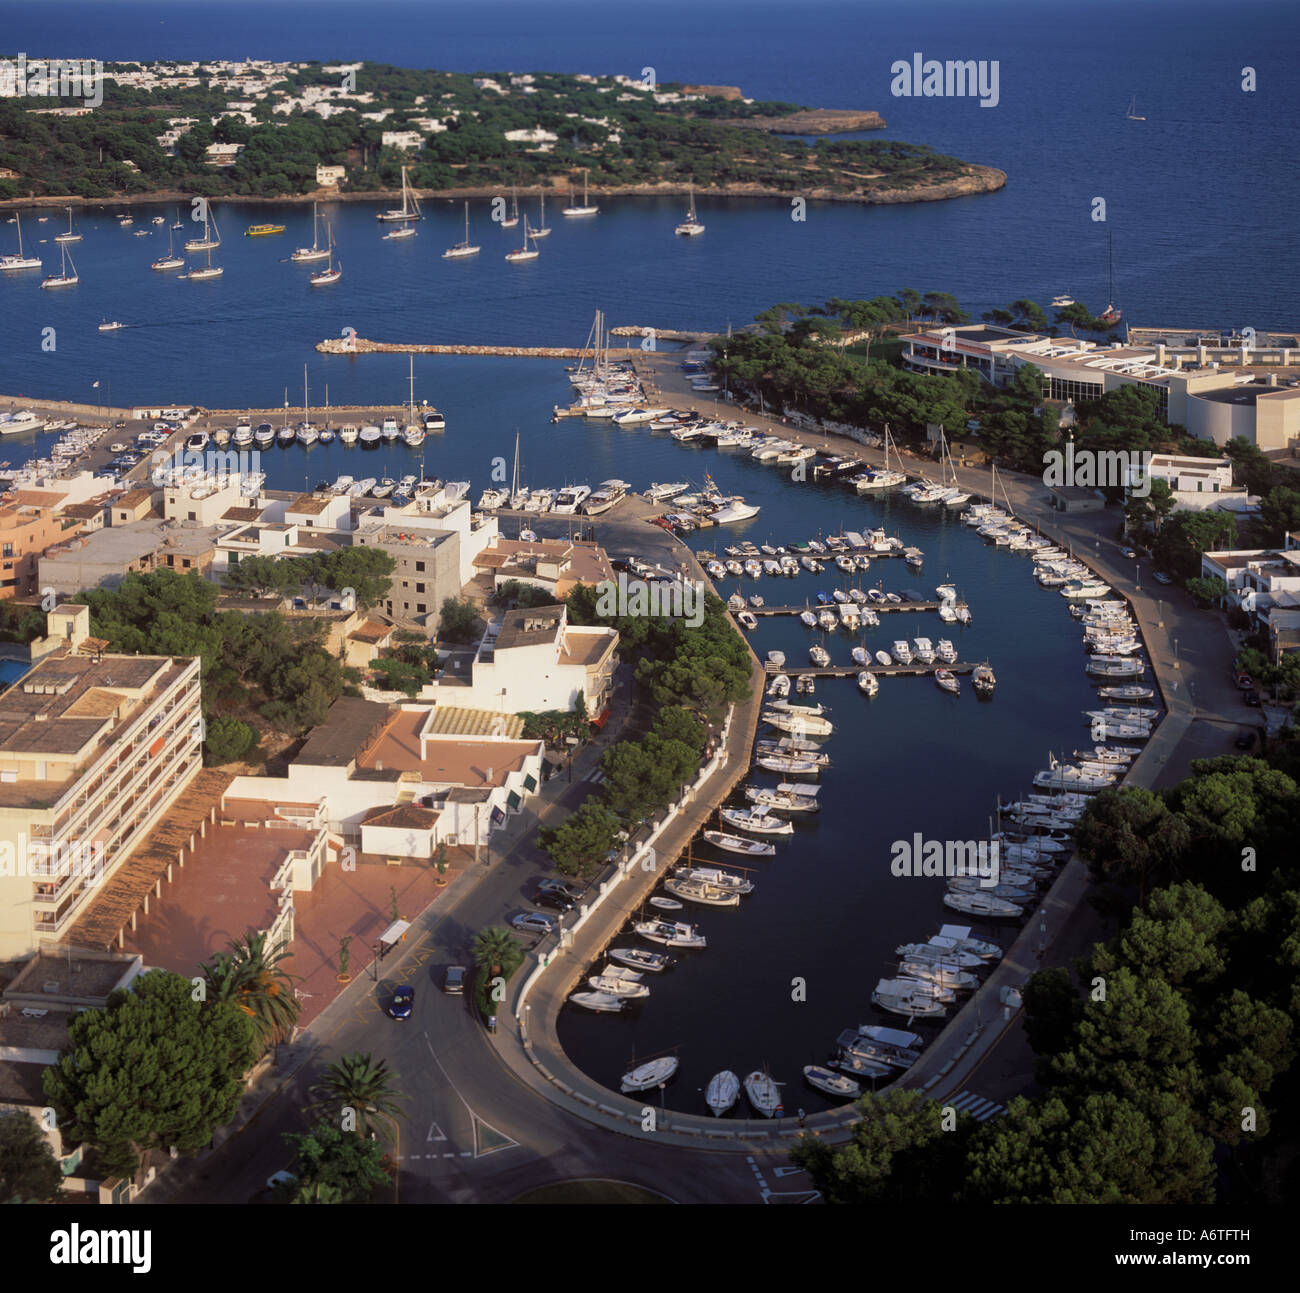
[0,606,203,959]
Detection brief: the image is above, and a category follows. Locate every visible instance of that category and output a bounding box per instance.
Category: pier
[746,600,944,616]
[316,336,641,359]
[763,661,978,677]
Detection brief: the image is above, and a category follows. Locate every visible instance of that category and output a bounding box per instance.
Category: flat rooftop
[294,697,392,768]
[495,604,565,650]
[360,709,536,785]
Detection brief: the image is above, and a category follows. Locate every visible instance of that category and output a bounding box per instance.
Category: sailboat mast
[408,354,415,423]
[303,364,308,425]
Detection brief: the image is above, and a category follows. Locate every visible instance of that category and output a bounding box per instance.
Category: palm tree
[305,1052,405,1143]
[199,930,300,1049]
[472,926,520,978]
[292,1180,345,1205]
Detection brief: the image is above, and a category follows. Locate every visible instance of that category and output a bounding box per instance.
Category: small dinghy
[621,1056,679,1093]
[875,650,892,667]
[706,1069,740,1117]
[803,1064,861,1099]
[649,895,683,910]
[744,1069,784,1118]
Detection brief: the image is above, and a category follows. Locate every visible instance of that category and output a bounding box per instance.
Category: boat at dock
[588,967,650,998]
[803,1065,861,1099]
[743,1069,783,1118]
[608,947,672,973]
[675,865,754,894]
[718,807,794,836]
[702,831,777,857]
[706,1070,740,1116]
[569,990,626,1013]
[943,890,1024,918]
[743,785,819,814]
[620,1057,678,1092]
[633,920,707,948]
[664,876,741,907]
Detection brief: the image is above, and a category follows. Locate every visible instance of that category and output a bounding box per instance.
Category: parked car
[1235,672,1254,690]
[511,912,556,936]
[534,887,574,912]
[1152,570,1173,585]
[1236,730,1257,750]
[537,877,581,902]
[388,985,414,1020]
[1244,690,1261,707]
[1121,548,1138,559]
[443,965,465,995]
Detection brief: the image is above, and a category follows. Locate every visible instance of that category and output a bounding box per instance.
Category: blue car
[388,985,414,1020]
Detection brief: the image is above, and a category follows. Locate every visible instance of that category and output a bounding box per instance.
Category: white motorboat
[702,831,777,857]
[588,968,650,999]
[634,920,707,948]
[743,1070,784,1118]
[706,1070,740,1116]
[803,1065,861,1099]
[648,896,683,911]
[857,671,879,696]
[608,947,672,973]
[620,1057,678,1093]
[891,641,913,665]
[871,984,948,1019]
[1032,761,1116,792]
[763,710,833,737]
[719,807,794,836]
[570,991,626,1013]
[737,611,758,630]
[912,637,935,664]
[943,890,1024,918]
[935,639,957,663]
[675,865,754,894]
[755,755,820,775]
[935,669,960,695]
[896,941,985,970]
[744,785,819,814]
[663,876,741,907]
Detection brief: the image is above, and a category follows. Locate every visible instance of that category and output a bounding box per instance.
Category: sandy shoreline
[0,166,1006,212]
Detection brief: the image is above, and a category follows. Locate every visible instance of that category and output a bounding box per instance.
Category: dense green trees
[43,970,257,1178]
[73,568,359,754]
[0,64,980,200]
[437,596,480,644]
[538,801,622,880]
[798,752,1300,1205]
[224,547,394,608]
[0,1110,63,1203]
[278,1122,392,1203]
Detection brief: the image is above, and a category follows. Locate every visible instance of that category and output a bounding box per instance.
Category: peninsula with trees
[0,58,1005,206]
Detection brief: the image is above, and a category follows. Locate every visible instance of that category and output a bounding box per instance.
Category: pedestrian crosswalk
[943,1090,1008,1122]
[583,768,605,784]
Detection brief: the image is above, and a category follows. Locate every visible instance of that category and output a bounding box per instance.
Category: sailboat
[377,164,422,224]
[531,190,551,238]
[505,215,539,262]
[187,243,223,281]
[54,206,82,244]
[40,242,78,288]
[856,421,907,490]
[562,167,599,217]
[1125,95,1146,121]
[171,206,185,232]
[403,356,425,446]
[1097,229,1122,327]
[0,214,42,271]
[501,186,519,230]
[184,204,220,252]
[937,429,970,506]
[442,201,480,259]
[308,223,341,285]
[675,184,705,236]
[292,201,330,262]
[151,223,185,271]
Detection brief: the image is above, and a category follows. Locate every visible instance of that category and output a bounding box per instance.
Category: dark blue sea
[0,0,1289,1109]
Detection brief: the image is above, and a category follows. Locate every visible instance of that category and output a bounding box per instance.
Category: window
[1,544,11,558]
[416,583,425,593]
[417,603,426,614]
[415,561,425,572]
[187,511,196,521]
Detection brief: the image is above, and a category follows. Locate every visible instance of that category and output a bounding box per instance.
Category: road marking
[941,1090,1008,1121]
[424,1033,521,1159]
[427,1121,447,1143]
[773,1165,806,1178]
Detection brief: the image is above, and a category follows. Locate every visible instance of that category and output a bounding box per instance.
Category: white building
[316,163,346,186]
[1122,452,1253,513]
[0,608,203,959]
[382,130,424,151]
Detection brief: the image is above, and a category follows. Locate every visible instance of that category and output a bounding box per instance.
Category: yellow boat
[244,223,285,237]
